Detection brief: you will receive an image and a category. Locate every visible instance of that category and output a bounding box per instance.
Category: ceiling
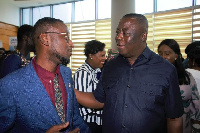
[6,0,75,8]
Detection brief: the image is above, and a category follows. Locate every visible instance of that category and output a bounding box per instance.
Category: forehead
[50,22,68,33]
[94,50,106,56]
[117,17,137,30]
[158,44,173,51]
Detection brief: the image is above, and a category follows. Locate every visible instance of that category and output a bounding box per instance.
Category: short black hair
[185,41,200,54]
[84,40,105,57]
[187,41,200,67]
[34,17,64,32]
[33,17,64,40]
[33,17,65,49]
[17,24,34,48]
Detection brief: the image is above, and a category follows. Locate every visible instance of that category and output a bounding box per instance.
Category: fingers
[46,122,80,133]
[46,122,69,133]
[58,122,69,130]
[69,128,80,133]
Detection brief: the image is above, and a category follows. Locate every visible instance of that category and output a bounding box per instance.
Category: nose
[115,31,123,40]
[68,39,74,48]
[160,54,168,60]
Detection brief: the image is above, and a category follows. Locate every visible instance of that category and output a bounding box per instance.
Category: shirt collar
[118,45,152,65]
[137,45,152,60]
[32,57,61,82]
[85,61,101,73]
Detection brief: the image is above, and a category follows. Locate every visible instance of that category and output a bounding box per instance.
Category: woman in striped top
[73,40,106,133]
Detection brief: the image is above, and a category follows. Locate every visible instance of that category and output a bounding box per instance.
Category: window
[21,0,112,74]
[53,3,72,23]
[33,6,50,25]
[145,7,200,58]
[135,0,200,58]
[22,8,31,25]
[197,0,200,5]
[135,0,153,14]
[68,19,111,74]
[98,0,111,19]
[157,0,192,12]
[75,0,95,22]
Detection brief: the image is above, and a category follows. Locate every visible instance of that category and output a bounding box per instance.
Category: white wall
[0,1,20,26]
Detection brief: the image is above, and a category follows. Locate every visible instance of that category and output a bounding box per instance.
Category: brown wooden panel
[0,22,18,50]
[0,22,18,31]
[0,29,17,36]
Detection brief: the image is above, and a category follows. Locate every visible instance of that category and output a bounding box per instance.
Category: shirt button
[127,85,130,88]
[122,124,126,128]
[125,104,128,108]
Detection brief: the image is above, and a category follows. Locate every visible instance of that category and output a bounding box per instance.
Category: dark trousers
[87,122,102,133]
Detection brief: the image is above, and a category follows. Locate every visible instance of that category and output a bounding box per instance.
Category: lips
[67,49,72,56]
[68,49,72,52]
[117,44,125,49]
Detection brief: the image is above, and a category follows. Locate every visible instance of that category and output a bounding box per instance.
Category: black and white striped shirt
[73,62,103,125]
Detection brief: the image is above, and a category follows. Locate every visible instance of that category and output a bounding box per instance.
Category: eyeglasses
[44,32,70,44]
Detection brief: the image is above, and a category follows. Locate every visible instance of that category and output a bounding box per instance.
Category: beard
[53,51,70,66]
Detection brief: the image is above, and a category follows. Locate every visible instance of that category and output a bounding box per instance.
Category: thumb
[73,128,80,132]
[58,122,69,130]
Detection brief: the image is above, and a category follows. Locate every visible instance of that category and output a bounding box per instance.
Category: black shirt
[94,46,183,133]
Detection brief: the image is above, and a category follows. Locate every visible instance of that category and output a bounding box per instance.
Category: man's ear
[142,32,148,41]
[39,33,49,46]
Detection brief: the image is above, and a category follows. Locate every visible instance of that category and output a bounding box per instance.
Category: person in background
[103,48,119,66]
[0,48,6,68]
[0,48,5,56]
[182,57,189,69]
[73,40,106,133]
[74,13,183,133]
[0,24,34,78]
[157,39,200,133]
[0,17,89,133]
[185,41,200,91]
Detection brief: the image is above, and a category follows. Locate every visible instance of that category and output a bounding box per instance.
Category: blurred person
[73,40,106,133]
[0,48,5,56]
[158,39,200,133]
[74,13,183,133]
[0,48,6,67]
[0,24,34,78]
[0,17,89,133]
[185,41,200,91]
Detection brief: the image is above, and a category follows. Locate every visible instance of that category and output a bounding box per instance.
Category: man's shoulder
[60,65,72,75]
[146,51,176,74]
[0,63,33,82]
[3,52,21,62]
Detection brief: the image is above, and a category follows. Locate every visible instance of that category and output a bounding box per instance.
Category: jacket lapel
[60,65,73,122]
[23,62,62,124]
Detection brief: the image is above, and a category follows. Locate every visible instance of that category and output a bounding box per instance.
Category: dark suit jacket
[0,61,90,133]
